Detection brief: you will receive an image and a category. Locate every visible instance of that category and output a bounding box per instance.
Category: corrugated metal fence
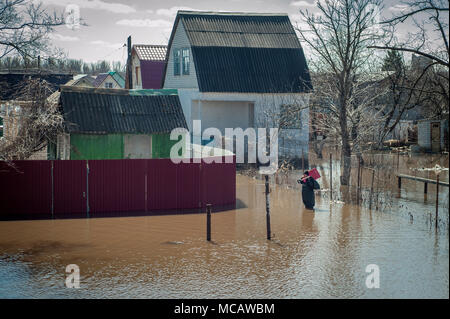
[0,157,236,219]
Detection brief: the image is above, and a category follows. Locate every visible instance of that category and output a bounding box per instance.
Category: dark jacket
[300,177,320,209]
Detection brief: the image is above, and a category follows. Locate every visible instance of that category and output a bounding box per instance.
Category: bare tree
[369,0,449,121]
[296,0,386,185]
[0,78,64,161]
[369,0,449,68]
[0,0,65,59]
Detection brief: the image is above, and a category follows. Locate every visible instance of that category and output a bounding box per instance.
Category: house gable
[163,20,199,90]
[162,11,312,93]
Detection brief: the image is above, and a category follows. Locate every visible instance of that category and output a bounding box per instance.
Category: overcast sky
[38,0,428,64]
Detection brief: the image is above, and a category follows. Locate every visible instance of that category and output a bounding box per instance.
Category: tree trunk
[339,91,352,186]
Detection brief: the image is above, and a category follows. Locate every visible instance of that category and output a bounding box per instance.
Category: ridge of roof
[177,10,289,16]
[60,85,178,96]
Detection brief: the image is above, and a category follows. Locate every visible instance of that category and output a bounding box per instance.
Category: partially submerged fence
[0,157,236,220]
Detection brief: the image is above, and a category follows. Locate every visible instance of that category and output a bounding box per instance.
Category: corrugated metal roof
[182,14,302,48]
[163,11,312,93]
[133,45,167,61]
[59,87,187,134]
[93,73,108,87]
[193,47,312,93]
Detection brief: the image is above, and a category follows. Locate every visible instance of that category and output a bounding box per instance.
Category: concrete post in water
[265,175,271,240]
[206,204,212,241]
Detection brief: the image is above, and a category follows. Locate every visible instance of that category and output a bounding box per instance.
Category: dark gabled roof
[92,72,125,88]
[93,73,108,87]
[59,86,187,134]
[163,11,312,93]
[74,75,96,86]
[133,45,167,61]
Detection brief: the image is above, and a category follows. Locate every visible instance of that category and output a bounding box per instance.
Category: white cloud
[90,40,125,49]
[156,6,199,18]
[116,19,173,28]
[49,33,80,42]
[290,1,317,7]
[38,0,136,14]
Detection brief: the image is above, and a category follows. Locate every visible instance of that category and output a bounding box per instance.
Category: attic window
[182,48,190,75]
[173,49,181,76]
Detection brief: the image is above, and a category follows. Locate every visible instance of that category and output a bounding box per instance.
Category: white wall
[124,134,152,159]
[199,100,252,134]
[131,54,142,89]
[99,74,122,89]
[164,21,199,89]
[175,89,310,158]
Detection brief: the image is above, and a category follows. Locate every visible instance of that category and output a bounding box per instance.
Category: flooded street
[0,152,448,299]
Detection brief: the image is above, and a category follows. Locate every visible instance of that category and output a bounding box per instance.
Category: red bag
[308,168,321,180]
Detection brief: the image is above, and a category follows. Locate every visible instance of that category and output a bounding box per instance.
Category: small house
[93,71,125,89]
[51,86,187,160]
[162,11,313,162]
[132,45,167,89]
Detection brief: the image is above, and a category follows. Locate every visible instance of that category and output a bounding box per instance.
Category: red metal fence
[0,157,236,219]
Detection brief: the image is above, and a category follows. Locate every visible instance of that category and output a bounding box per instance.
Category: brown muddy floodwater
[0,153,448,299]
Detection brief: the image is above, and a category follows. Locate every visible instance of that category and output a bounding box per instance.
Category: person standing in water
[299,171,320,210]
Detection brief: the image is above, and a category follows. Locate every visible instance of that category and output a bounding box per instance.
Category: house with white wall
[162,11,313,164]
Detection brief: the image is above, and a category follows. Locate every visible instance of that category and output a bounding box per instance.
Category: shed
[417,118,449,153]
[52,86,187,160]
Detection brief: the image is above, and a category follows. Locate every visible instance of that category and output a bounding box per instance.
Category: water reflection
[0,154,448,298]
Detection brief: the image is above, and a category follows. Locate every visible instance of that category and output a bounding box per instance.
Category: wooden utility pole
[126,36,133,89]
[265,175,271,240]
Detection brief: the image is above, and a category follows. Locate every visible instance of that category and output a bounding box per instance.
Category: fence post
[301,149,304,170]
[369,169,375,210]
[206,204,212,241]
[265,175,271,240]
[357,158,361,205]
[86,160,90,218]
[435,174,439,230]
[329,152,333,202]
[51,160,54,218]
